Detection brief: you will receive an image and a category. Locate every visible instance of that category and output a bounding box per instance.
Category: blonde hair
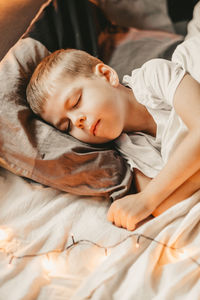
[26,48,101,116]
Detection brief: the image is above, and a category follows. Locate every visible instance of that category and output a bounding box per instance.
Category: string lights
[0,227,199,274]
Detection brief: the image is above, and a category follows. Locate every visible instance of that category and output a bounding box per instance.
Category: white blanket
[0,167,200,299]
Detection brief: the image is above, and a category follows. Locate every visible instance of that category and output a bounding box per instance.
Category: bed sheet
[0,167,200,300]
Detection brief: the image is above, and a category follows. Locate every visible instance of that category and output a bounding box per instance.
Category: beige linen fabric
[0,166,200,299]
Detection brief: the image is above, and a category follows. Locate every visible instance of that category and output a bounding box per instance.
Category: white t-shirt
[115,58,187,178]
[172,33,200,83]
[115,35,200,178]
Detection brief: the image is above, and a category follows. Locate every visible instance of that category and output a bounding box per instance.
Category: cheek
[99,123,123,141]
[69,127,92,143]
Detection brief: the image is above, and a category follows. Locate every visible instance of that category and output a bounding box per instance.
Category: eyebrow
[55,88,79,128]
[55,95,70,128]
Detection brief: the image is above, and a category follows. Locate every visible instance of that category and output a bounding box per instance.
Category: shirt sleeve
[123,58,186,108]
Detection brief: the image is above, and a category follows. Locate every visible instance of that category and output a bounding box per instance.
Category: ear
[94,63,119,87]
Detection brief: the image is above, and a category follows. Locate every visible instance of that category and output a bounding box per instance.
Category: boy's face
[41,64,126,144]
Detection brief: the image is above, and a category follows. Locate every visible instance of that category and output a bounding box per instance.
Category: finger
[121,213,129,229]
[134,209,151,226]
[107,207,114,223]
[113,211,122,228]
[126,217,136,231]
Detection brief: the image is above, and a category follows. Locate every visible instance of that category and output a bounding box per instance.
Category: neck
[119,84,157,137]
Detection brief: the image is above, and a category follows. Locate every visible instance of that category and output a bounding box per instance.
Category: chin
[108,130,122,141]
[77,130,122,144]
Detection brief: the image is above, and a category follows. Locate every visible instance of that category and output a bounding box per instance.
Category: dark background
[167,0,199,21]
[0,0,199,61]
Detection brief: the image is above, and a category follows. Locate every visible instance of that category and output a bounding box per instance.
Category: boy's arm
[107,74,200,230]
[153,169,200,216]
[144,74,200,205]
[133,168,200,217]
[133,168,151,192]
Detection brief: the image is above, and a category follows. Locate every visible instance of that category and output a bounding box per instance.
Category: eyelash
[72,95,81,109]
[61,94,81,132]
[66,119,71,132]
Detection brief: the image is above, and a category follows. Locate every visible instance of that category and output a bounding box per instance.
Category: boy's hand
[107,192,154,231]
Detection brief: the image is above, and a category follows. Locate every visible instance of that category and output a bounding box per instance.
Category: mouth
[90,119,100,136]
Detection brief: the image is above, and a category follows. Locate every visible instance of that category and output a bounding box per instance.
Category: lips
[90,119,100,136]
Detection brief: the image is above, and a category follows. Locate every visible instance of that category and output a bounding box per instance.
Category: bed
[0,1,200,299]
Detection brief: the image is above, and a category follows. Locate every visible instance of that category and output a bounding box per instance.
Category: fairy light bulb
[104,248,111,257]
[135,235,141,248]
[42,254,56,274]
[177,248,191,260]
[7,262,14,269]
[42,253,69,277]
[0,228,8,241]
[135,242,140,248]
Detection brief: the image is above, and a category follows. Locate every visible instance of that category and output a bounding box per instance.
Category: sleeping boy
[26,37,200,231]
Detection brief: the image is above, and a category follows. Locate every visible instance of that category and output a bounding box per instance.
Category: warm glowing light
[0,229,9,241]
[176,248,195,260]
[135,235,141,248]
[42,255,56,274]
[164,246,197,264]
[135,242,140,248]
[177,249,188,259]
[93,250,110,265]
[7,262,14,269]
[42,253,69,277]
[105,248,111,257]
[0,230,198,277]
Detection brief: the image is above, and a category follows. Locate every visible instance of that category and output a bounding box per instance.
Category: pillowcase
[93,0,175,32]
[0,37,132,199]
[106,28,184,82]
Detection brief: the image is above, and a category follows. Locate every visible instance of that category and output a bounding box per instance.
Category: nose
[75,115,86,129]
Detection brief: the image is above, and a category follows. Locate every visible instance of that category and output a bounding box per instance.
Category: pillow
[93,0,175,33]
[0,37,132,199]
[106,28,184,82]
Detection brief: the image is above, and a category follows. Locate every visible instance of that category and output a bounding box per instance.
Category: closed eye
[66,119,71,132]
[63,120,71,133]
[72,95,81,109]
